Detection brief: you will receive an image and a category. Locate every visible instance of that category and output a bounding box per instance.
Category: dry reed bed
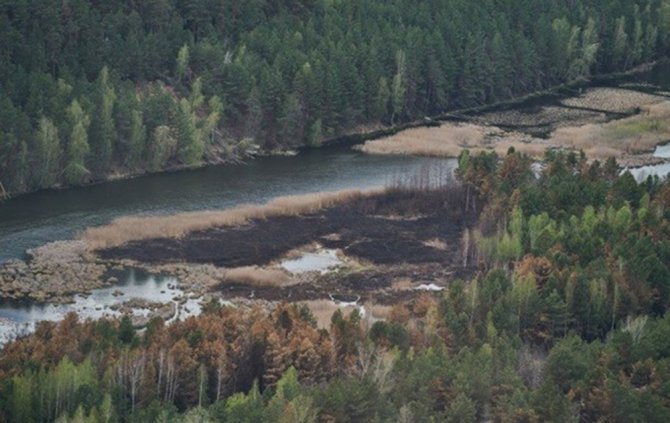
[134,262,294,291]
[550,101,670,158]
[220,266,292,287]
[360,96,670,163]
[83,189,381,249]
[474,106,606,129]
[359,122,548,159]
[303,299,392,329]
[560,87,664,113]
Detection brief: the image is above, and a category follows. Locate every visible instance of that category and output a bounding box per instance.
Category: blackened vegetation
[218,262,460,304]
[100,185,475,302]
[101,186,470,266]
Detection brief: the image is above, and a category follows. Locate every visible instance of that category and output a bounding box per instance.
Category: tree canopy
[1,0,669,195]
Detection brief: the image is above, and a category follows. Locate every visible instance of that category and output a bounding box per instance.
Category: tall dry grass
[362,99,670,162]
[303,300,390,329]
[359,123,487,157]
[220,266,292,287]
[559,87,663,113]
[83,189,380,249]
[550,102,670,158]
[360,122,548,159]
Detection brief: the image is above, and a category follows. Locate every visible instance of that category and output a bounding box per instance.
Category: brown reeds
[359,123,488,158]
[550,101,670,157]
[359,122,548,160]
[220,266,291,287]
[360,98,670,162]
[560,87,664,113]
[83,189,381,249]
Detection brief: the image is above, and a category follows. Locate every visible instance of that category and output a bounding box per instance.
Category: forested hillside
[1,0,669,195]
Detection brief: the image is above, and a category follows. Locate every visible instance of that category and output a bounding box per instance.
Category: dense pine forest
[2,150,670,422]
[1,0,669,195]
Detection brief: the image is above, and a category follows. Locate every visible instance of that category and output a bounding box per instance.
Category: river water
[0,268,206,344]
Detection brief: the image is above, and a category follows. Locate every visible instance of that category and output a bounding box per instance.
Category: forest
[1,0,670,195]
[1,150,670,422]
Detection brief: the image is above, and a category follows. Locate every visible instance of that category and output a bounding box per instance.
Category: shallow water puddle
[629,142,670,181]
[653,143,670,158]
[0,268,200,345]
[280,249,342,274]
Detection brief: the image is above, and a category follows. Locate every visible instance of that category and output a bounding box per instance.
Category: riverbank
[2,61,664,203]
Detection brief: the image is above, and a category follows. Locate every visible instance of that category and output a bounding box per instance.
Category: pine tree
[176,99,202,165]
[375,76,391,121]
[612,17,629,68]
[545,289,573,340]
[391,50,407,124]
[279,93,305,147]
[264,332,289,390]
[631,6,645,65]
[64,100,91,184]
[90,66,117,173]
[176,44,190,83]
[127,110,146,169]
[32,117,61,188]
[148,125,176,171]
[306,119,322,147]
[10,374,34,423]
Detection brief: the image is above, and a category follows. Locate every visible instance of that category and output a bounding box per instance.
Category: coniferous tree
[64,100,91,185]
[32,117,61,188]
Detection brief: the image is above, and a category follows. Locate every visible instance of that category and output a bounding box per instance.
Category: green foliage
[221,383,265,423]
[127,110,146,169]
[64,100,91,185]
[1,0,668,195]
[32,117,61,189]
[148,126,177,171]
[176,44,190,82]
[89,66,117,173]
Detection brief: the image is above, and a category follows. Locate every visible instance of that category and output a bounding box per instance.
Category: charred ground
[99,186,476,302]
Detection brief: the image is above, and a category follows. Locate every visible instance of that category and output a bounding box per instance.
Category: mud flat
[359,87,670,167]
[0,241,108,303]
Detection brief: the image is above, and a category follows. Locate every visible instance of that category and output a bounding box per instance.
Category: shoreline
[1,60,664,204]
